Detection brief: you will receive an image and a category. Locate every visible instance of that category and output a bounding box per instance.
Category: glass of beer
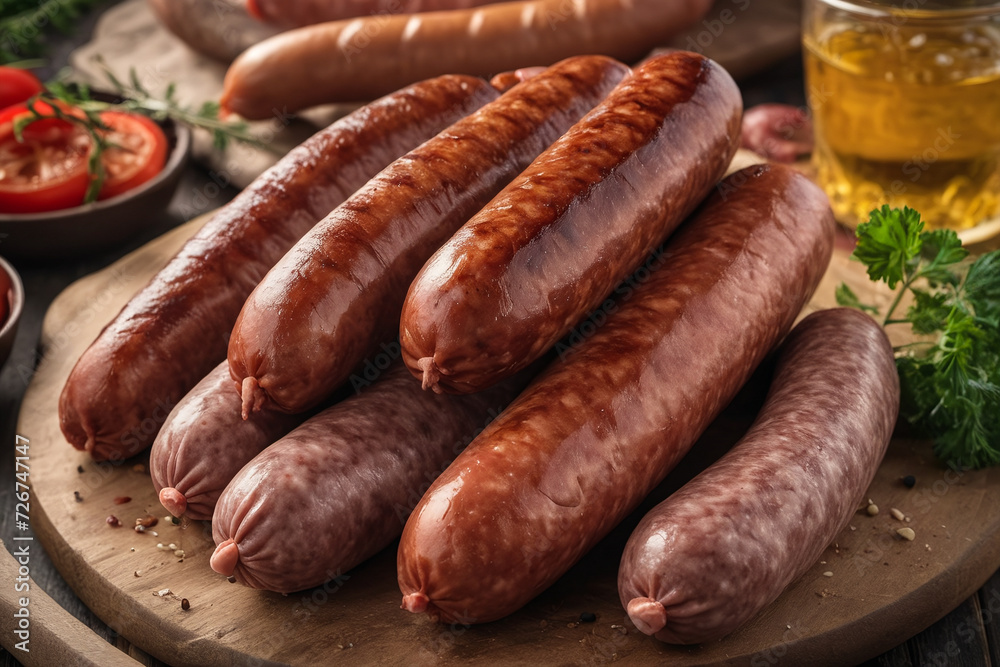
[803,0,1000,231]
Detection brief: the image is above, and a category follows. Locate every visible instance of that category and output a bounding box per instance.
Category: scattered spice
[134,525,146,534]
[890,508,906,521]
[897,527,916,541]
[174,549,186,559]
[823,571,834,577]
[227,576,236,584]
[114,496,131,505]
[73,491,83,503]
[134,570,141,577]
[579,612,597,623]
[903,475,916,488]
[156,589,171,597]
[106,515,121,527]
[132,464,146,473]
[611,624,628,636]
[866,502,879,516]
[181,598,190,611]
[136,515,159,528]
[76,465,84,474]
[171,516,181,525]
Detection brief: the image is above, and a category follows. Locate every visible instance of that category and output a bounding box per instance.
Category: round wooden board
[18,212,1000,667]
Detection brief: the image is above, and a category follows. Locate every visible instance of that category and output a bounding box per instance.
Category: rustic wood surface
[3,0,1000,666]
[10,171,1000,666]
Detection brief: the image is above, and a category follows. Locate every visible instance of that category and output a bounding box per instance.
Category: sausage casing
[400,51,742,394]
[396,164,836,624]
[228,55,629,416]
[209,362,528,593]
[58,74,496,461]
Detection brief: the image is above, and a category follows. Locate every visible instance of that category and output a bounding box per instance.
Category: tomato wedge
[0,104,170,213]
[97,111,168,201]
[0,102,92,214]
[0,67,43,110]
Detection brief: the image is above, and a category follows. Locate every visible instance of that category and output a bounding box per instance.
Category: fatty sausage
[59,75,497,461]
[221,0,713,118]
[228,55,629,416]
[209,362,529,593]
[619,308,899,644]
[150,362,307,521]
[396,164,836,624]
[400,51,742,394]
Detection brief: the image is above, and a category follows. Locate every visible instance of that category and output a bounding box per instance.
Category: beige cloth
[70,0,349,188]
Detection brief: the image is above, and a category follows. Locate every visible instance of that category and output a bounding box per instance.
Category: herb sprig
[14,66,266,204]
[836,206,1000,468]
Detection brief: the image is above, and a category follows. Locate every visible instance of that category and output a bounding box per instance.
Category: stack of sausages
[58,52,900,644]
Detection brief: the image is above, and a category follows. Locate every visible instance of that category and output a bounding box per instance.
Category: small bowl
[0,94,192,262]
[0,255,24,371]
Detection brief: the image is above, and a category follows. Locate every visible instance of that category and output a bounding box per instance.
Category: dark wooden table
[1,3,999,666]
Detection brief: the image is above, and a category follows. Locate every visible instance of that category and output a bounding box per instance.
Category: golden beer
[804,1,1000,230]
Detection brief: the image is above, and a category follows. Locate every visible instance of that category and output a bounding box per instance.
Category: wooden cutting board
[17,175,1000,666]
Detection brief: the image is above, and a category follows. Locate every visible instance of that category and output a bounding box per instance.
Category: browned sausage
[247,0,510,29]
[220,0,714,118]
[619,308,899,644]
[228,55,629,417]
[400,51,742,395]
[209,362,530,593]
[150,362,307,521]
[396,164,836,624]
[58,75,497,461]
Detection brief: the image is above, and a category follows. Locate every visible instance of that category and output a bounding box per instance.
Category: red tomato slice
[0,67,43,110]
[0,102,92,214]
[97,111,168,201]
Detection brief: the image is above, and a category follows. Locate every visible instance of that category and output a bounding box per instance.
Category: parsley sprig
[13,66,266,204]
[836,206,1000,468]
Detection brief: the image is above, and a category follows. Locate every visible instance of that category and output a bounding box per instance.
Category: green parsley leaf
[841,206,1000,469]
[851,205,924,289]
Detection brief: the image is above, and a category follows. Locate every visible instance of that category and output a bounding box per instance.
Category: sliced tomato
[96,111,168,201]
[0,102,92,214]
[0,67,43,110]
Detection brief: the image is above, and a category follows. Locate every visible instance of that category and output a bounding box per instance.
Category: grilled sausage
[228,55,629,417]
[400,51,742,394]
[396,164,836,624]
[220,0,713,118]
[619,308,899,644]
[209,362,529,593]
[150,362,307,521]
[247,0,509,29]
[58,75,497,461]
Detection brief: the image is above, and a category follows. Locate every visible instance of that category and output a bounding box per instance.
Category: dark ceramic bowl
[0,97,191,262]
[0,255,24,372]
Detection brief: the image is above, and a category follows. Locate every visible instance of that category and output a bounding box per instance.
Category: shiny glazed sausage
[397,164,836,624]
[58,74,496,461]
[228,55,629,417]
[400,51,742,394]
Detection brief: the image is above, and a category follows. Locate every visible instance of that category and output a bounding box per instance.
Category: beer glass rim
[813,0,1000,21]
